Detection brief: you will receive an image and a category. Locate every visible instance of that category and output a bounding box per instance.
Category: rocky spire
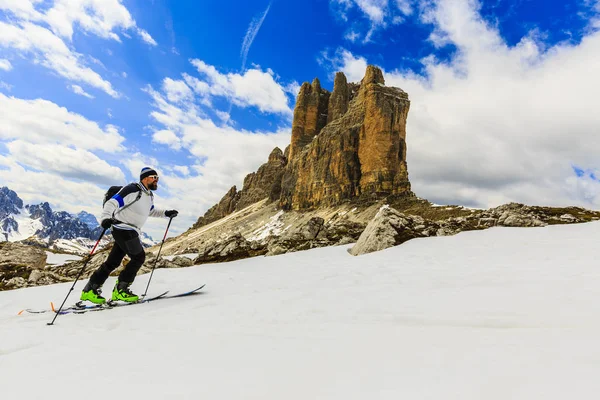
[288,78,330,160]
[280,65,411,210]
[362,64,385,85]
[327,72,349,123]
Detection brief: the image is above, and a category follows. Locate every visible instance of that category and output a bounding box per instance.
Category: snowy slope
[5,207,44,241]
[2,222,600,399]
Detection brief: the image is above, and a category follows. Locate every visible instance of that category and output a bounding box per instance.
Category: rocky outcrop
[193,148,287,229]
[0,187,23,218]
[193,186,241,229]
[280,65,412,210]
[195,65,412,228]
[327,72,350,124]
[192,233,268,264]
[265,216,365,256]
[289,78,330,160]
[0,242,47,290]
[349,202,598,256]
[236,148,287,209]
[349,206,434,256]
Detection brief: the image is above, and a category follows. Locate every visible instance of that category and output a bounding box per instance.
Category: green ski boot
[80,282,106,304]
[112,280,139,303]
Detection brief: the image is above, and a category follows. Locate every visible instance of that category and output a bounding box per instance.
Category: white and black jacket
[101,183,166,234]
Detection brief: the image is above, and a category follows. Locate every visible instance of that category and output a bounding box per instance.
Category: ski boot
[111,280,139,303]
[80,282,106,304]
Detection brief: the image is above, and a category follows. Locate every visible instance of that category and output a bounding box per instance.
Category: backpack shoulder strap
[112,183,143,217]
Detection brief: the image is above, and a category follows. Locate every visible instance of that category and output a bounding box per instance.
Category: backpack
[103,186,123,206]
[103,185,143,210]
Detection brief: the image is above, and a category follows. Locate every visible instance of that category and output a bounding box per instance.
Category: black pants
[89,228,146,286]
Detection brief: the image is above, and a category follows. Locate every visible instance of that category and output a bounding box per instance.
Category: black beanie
[140,167,158,181]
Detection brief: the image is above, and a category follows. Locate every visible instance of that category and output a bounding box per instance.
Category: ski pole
[142,216,173,297]
[47,228,107,326]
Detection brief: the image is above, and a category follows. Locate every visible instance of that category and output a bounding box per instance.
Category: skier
[80,167,179,304]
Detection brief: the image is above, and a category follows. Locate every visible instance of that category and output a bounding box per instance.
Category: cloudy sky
[1,0,599,238]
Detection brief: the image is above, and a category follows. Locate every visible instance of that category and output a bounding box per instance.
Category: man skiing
[80,167,179,304]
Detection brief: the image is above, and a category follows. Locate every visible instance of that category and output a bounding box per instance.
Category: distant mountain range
[0,187,156,253]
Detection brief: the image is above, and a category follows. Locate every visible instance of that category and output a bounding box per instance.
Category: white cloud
[162,78,194,103]
[0,94,130,222]
[0,0,44,21]
[331,0,419,42]
[0,0,155,96]
[0,92,124,151]
[395,0,414,16]
[143,80,292,235]
[327,0,600,209]
[137,28,157,46]
[68,84,94,99]
[0,81,13,91]
[0,21,119,97]
[0,59,13,71]
[241,2,272,70]
[120,153,160,183]
[45,0,135,41]
[6,140,125,184]
[190,59,292,116]
[354,0,388,24]
[322,48,368,82]
[172,165,190,176]
[152,129,182,150]
[284,81,301,97]
[345,30,361,42]
[215,110,231,123]
[0,157,110,218]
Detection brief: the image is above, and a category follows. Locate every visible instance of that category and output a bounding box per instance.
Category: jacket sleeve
[100,184,141,222]
[149,204,166,218]
[100,199,118,223]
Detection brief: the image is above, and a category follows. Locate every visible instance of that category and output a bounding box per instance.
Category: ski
[163,284,205,299]
[19,291,169,315]
[61,291,170,315]
[19,285,205,316]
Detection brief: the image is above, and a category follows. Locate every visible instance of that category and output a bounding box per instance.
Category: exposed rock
[0,242,47,290]
[195,65,412,228]
[285,217,324,240]
[280,65,412,210]
[289,79,330,160]
[349,206,436,256]
[349,202,599,256]
[0,187,23,218]
[193,149,288,229]
[337,236,355,246]
[193,233,267,264]
[327,72,350,124]
[263,216,364,256]
[193,186,241,229]
[236,147,287,210]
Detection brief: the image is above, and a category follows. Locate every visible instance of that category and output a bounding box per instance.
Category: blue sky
[1,0,600,238]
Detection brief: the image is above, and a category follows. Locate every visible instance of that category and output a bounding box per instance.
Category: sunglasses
[147,175,159,181]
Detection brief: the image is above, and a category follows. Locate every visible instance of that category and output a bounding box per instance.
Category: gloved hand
[165,209,179,218]
[101,218,115,229]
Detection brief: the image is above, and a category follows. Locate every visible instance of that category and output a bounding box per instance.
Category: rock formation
[193,148,287,228]
[195,65,413,228]
[280,65,411,210]
[348,202,590,256]
[0,242,47,290]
